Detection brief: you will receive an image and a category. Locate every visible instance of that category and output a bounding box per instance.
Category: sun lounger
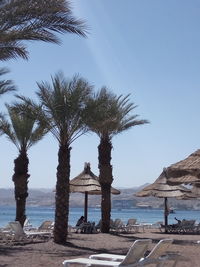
[63,239,152,266]
[161,219,196,234]
[38,220,54,231]
[110,218,125,232]
[9,221,51,242]
[89,239,152,262]
[75,222,96,234]
[62,239,176,267]
[23,218,33,231]
[121,218,139,233]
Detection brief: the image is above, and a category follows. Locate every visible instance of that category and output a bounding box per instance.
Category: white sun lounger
[9,221,51,242]
[63,239,152,267]
[63,239,176,267]
[89,239,151,262]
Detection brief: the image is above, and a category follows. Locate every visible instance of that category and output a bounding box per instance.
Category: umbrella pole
[84,192,88,222]
[164,197,168,230]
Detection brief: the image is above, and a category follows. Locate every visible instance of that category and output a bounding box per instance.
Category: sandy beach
[0,228,200,266]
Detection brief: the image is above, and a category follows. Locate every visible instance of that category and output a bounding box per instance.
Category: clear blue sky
[1,0,200,189]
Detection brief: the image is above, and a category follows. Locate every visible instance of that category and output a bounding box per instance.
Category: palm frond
[0,67,16,94]
[1,103,48,151]
[17,73,93,145]
[0,111,19,149]
[0,0,88,61]
[85,87,149,138]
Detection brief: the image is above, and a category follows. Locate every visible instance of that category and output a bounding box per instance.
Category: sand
[0,229,200,266]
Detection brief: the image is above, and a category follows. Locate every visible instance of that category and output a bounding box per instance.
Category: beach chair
[122,218,138,233]
[135,239,173,266]
[89,239,152,262]
[63,239,175,267]
[63,239,152,267]
[139,239,192,266]
[162,219,196,234]
[23,218,33,231]
[9,221,51,242]
[38,220,54,231]
[110,218,125,232]
[88,239,174,266]
[75,222,96,234]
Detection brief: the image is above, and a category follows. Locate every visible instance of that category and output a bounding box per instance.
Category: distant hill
[0,185,200,210]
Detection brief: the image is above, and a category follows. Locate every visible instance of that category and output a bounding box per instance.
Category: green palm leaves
[0,68,15,95]
[0,0,87,61]
[19,73,93,144]
[86,87,149,138]
[0,103,47,151]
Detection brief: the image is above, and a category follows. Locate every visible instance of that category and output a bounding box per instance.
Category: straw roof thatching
[135,170,192,227]
[167,174,200,185]
[70,162,120,222]
[70,162,120,195]
[135,170,191,198]
[167,149,200,176]
[166,149,200,185]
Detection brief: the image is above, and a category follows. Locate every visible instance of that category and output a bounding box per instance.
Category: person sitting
[174,217,181,225]
[76,216,85,226]
[170,217,182,229]
[75,216,85,233]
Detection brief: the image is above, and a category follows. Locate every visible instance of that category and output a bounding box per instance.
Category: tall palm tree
[18,73,93,244]
[0,0,87,61]
[85,87,149,232]
[0,103,47,226]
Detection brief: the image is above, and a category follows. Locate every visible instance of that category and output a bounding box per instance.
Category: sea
[0,206,200,228]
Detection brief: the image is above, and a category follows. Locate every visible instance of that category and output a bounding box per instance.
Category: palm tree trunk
[101,183,111,232]
[54,143,70,244]
[98,136,113,233]
[12,149,30,227]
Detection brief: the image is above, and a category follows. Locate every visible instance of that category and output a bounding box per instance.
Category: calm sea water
[0,206,200,228]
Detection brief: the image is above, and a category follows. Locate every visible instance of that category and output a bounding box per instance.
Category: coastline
[1,206,200,229]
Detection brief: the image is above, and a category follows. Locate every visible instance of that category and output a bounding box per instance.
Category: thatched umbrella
[165,150,200,203]
[70,162,120,221]
[166,149,200,184]
[135,170,191,228]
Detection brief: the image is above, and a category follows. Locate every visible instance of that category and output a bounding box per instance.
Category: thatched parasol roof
[167,174,200,185]
[70,162,120,222]
[135,170,191,198]
[167,149,200,177]
[70,162,120,195]
[135,170,192,228]
[165,149,200,186]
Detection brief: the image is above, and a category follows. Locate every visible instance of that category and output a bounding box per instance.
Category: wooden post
[164,197,168,233]
[84,192,88,222]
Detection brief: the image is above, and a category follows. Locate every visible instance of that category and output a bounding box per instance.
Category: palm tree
[0,0,87,61]
[0,103,47,226]
[18,73,93,244]
[85,87,149,232]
